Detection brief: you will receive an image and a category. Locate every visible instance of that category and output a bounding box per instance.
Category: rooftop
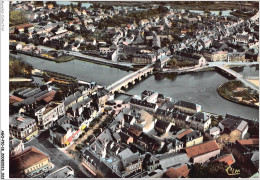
[10,146,49,172]
[185,140,220,158]
[215,154,236,166]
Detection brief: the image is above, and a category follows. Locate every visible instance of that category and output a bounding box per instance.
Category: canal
[12,53,259,120]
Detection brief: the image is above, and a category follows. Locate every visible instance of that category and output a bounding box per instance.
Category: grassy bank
[55,55,75,63]
[217,80,259,108]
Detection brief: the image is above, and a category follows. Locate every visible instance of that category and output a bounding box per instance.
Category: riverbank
[75,56,136,71]
[217,80,259,109]
[155,66,215,75]
[14,51,136,71]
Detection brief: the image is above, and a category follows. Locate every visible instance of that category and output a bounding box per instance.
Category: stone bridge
[107,64,154,94]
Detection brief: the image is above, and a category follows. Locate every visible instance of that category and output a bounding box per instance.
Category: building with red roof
[215,154,236,165]
[163,164,190,178]
[185,140,220,164]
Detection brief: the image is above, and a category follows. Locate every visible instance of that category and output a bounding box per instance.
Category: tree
[9,11,28,27]
[78,2,82,9]
[189,162,230,178]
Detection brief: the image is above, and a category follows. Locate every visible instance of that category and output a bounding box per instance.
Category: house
[143,153,160,172]
[49,118,81,148]
[215,154,236,166]
[46,166,74,178]
[131,53,156,64]
[228,52,246,62]
[163,164,190,178]
[154,120,172,135]
[218,117,248,142]
[178,130,203,148]
[9,138,24,157]
[10,146,52,178]
[81,147,120,178]
[172,52,207,67]
[99,46,112,55]
[166,138,184,153]
[64,91,83,110]
[189,112,211,132]
[136,133,164,152]
[34,102,65,129]
[9,114,38,142]
[185,140,220,164]
[211,51,228,61]
[133,109,156,133]
[130,98,158,113]
[174,100,201,115]
[209,127,220,138]
[120,151,144,176]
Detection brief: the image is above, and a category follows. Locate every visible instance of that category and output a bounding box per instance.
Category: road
[208,61,259,67]
[24,130,92,178]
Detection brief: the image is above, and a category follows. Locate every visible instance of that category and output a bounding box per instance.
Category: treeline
[9,56,33,78]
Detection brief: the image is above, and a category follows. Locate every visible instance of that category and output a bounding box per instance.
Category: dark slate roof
[21,97,37,105]
[169,126,182,134]
[174,52,202,60]
[191,112,209,123]
[158,94,164,99]
[175,100,197,110]
[50,124,67,135]
[130,98,156,109]
[64,94,78,107]
[141,90,154,97]
[225,113,253,122]
[155,120,170,131]
[56,115,73,125]
[121,152,143,169]
[180,130,202,143]
[220,118,245,133]
[167,139,183,150]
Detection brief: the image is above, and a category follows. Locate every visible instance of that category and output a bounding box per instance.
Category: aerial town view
[8,1,259,178]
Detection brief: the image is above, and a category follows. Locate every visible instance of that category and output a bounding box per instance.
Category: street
[24,130,92,178]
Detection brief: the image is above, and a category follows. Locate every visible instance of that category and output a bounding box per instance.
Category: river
[12,53,259,120]
[12,53,130,86]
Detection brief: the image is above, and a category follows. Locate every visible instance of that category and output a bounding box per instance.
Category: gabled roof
[185,140,220,158]
[175,100,198,110]
[215,154,236,165]
[164,164,190,178]
[177,129,193,139]
[220,118,248,133]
